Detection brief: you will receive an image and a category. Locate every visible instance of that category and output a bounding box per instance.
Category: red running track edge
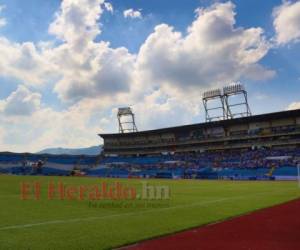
[122,199,300,250]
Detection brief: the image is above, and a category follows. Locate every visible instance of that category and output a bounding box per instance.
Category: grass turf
[0,175,299,250]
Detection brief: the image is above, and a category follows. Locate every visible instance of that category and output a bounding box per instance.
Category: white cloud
[0,18,6,28]
[132,89,201,131]
[287,102,300,110]
[0,1,273,103]
[0,5,6,28]
[0,38,57,85]
[137,2,274,94]
[45,0,136,102]
[273,1,300,45]
[123,8,142,19]
[49,0,104,49]
[104,2,113,13]
[0,85,41,116]
[53,43,136,102]
[254,93,270,101]
[0,1,278,152]
[0,97,113,152]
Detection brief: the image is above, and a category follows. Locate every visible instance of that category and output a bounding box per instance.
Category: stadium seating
[96,148,300,180]
[0,148,299,180]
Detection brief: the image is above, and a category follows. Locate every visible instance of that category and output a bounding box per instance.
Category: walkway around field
[123,198,300,250]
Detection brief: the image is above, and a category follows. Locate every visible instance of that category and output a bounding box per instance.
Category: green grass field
[0,175,299,250]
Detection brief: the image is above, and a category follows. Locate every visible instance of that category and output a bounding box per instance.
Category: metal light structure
[223,83,251,119]
[202,88,226,122]
[202,83,252,122]
[117,107,138,133]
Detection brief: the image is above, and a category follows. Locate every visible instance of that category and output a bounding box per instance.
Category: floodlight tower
[117,107,138,133]
[223,83,251,119]
[202,88,226,122]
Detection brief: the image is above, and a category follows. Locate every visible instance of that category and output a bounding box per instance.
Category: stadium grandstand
[100,109,300,156]
[1,84,300,181]
[0,153,98,176]
[98,109,300,180]
[98,84,300,180]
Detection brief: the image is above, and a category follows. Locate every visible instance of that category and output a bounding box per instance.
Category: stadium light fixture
[223,82,252,119]
[202,89,222,99]
[202,83,252,122]
[117,107,138,133]
[202,88,226,122]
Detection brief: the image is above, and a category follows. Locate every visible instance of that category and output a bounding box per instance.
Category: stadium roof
[99,109,300,138]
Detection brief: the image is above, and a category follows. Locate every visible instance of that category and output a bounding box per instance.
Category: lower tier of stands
[85,166,298,180]
[0,148,299,180]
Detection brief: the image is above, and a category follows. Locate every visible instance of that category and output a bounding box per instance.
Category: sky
[0,0,299,152]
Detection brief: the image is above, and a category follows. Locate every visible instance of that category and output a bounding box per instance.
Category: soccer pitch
[0,175,299,250]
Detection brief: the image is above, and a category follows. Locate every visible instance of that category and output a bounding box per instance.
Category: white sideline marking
[0,190,296,231]
[0,197,236,231]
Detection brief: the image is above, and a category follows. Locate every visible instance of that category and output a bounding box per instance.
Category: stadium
[0,84,300,250]
[1,0,300,249]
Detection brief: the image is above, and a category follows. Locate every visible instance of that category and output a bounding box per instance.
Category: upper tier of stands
[100,109,300,155]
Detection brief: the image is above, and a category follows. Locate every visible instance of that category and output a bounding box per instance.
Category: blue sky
[0,0,286,50]
[0,0,299,152]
